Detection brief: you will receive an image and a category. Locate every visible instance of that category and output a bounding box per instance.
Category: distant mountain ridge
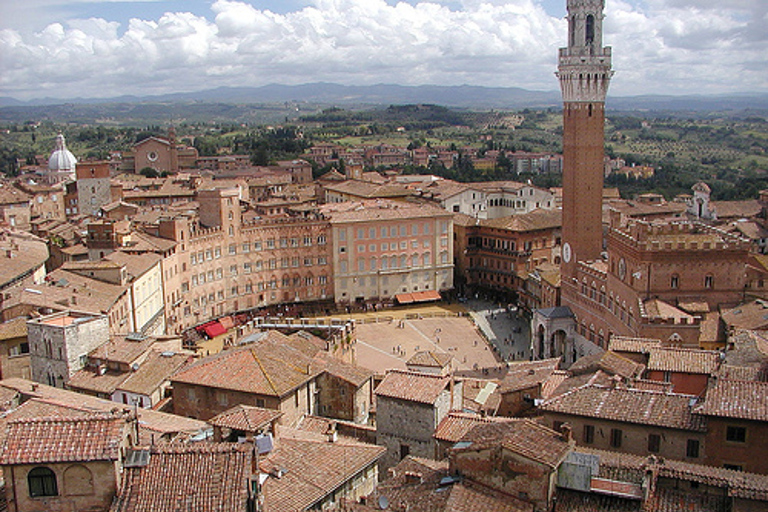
[1,83,767,124]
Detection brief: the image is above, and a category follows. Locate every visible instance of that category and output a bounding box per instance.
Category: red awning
[203,322,226,338]
[395,291,441,304]
[412,290,441,303]
[395,293,415,304]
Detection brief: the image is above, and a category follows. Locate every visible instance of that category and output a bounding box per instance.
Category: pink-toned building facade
[321,200,454,304]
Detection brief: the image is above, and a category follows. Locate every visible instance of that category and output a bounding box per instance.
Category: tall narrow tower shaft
[558,0,612,279]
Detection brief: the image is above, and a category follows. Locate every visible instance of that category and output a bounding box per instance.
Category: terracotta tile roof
[481,208,562,232]
[452,212,479,227]
[117,351,192,396]
[111,443,253,512]
[0,317,27,341]
[696,378,768,421]
[285,330,327,356]
[646,487,729,511]
[375,370,451,405]
[320,199,451,223]
[652,459,768,502]
[460,378,500,413]
[540,385,706,432]
[314,352,373,387]
[457,419,573,469]
[0,232,48,290]
[569,351,644,379]
[722,299,768,330]
[0,378,207,443]
[0,414,125,464]
[260,435,385,512]
[443,481,534,512]
[366,456,533,512]
[628,378,674,393]
[711,199,763,219]
[406,350,453,368]
[608,335,661,354]
[172,341,319,398]
[646,347,721,375]
[716,364,767,382]
[0,386,18,412]
[322,180,413,199]
[499,358,560,393]
[553,489,642,512]
[541,370,571,399]
[0,185,30,205]
[104,251,162,279]
[574,446,768,501]
[6,268,128,316]
[89,334,161,365]
[208,404,283,432]
[66,366,129,395]
[548,370,616,398]
[643,298,695,321]
[434,411,514,443]
[423,180,476,200]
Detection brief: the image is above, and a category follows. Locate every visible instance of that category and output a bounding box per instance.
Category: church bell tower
[558,0,613,280]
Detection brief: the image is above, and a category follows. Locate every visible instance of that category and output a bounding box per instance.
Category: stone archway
[552,329,567,358]
[537,325,546,359]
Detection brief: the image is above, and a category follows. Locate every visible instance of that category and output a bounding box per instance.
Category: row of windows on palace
[187,257,330,286]
[188,277,328,305]
[339,253,450,274]
[338,221,449,242]
[190,235,329,263]
[340,238,448,255]
[468,236,557,252]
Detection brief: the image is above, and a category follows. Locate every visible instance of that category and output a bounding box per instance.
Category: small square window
[726,426,746,443]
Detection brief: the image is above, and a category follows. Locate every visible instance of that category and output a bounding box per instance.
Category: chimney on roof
[326,423,338,443]
[71,295,77,305]
[559,423,573,443]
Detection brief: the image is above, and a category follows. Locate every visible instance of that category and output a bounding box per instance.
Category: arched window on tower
[586,15,595,45]
[569,16,575,47]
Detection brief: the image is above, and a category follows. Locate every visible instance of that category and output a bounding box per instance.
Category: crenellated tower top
[557,0,613,103]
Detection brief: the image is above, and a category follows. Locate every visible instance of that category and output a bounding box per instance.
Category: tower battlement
[610,219,751,253]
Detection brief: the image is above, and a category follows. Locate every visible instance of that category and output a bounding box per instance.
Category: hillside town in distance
[0,0,767,511]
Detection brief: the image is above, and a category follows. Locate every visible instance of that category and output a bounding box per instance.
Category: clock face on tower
[563,242,572,263]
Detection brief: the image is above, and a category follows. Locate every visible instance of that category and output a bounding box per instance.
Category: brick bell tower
[558,0,613,280]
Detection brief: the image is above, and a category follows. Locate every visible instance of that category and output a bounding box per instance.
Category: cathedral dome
[48,134,78,171]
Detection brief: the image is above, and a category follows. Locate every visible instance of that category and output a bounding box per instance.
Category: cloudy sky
[0,0,766,101]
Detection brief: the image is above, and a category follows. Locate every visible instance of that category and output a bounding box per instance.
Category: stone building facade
[374,370,461,472]
[458,209,562,302]
[0,414,134,512]
[152,187,333,333]
[75,161,111,217]
[540,385,708,464]
[27,311,109,388]
[321,200,454,305]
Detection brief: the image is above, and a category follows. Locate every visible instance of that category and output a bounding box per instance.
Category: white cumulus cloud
[0,0,765,100]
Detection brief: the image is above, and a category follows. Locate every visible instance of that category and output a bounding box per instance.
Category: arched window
[586,14,595,44]
[28,467,58,497]
[64,464,93,496]
[671,274,679,289]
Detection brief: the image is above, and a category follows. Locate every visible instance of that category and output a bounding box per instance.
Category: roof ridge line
[251,350,278,394]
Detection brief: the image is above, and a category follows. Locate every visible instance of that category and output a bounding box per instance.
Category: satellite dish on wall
[378,495,389,510]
